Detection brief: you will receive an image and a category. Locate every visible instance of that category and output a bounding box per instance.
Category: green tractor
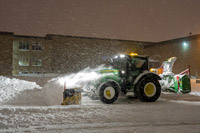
[86,53,161,104]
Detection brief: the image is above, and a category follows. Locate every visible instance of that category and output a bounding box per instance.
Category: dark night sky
[0,0,200,42]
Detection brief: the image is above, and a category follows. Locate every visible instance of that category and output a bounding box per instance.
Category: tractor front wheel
[135,76,161,102]
[98,82,119,104]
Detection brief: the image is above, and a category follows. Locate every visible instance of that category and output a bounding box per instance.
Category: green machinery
[150,57,191,93]
[85,53,162,104]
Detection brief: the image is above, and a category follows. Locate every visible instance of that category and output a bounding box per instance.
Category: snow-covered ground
[190,91,200,97]
[0,96,200,132]
[0,76,200,132]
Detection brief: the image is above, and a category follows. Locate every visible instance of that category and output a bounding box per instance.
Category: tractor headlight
[121,70,125,74]
[120,70,126,77]
[120,54,125,58]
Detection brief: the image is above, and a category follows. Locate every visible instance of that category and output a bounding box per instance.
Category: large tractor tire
[135,76,161,102]
[98,82,120,104]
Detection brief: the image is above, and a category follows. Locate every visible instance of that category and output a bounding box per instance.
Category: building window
[19,41,29,51]
[32,58,42,66]
[32,71,41,74]
[18,57,29,66]
[19,71,29,74]
[32,43,42,51]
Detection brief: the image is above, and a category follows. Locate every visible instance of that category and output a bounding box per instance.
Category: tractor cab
[107,54,150,92]
[109,54,149,79]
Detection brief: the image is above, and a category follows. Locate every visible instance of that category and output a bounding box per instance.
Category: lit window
[32,43,42,51]
[19,57,29,66]
[32,58,42,66]
[19,41,29,50]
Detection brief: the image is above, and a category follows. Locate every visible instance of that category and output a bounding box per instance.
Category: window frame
[19,41,30,51]
[32,57,42,66]
[32,42,42,51]
[18,57,30,66]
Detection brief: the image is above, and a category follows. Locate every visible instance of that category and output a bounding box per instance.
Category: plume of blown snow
[53,64,112,89]
[0,76,41,103]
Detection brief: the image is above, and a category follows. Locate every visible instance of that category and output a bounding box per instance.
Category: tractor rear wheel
[98,82,119,104]
[135,76,161,102]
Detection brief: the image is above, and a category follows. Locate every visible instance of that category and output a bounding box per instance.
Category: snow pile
[190,92,200,97]
[0,65,111,105]
[0,76,41,103]
[170,100,200,105]
[52,64,111,89]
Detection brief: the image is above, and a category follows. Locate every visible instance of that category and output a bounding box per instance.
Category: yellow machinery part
[61,89,81,105]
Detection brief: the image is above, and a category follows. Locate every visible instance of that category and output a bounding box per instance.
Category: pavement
[0,93,200,133]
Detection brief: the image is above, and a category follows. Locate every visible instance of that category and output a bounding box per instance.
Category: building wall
[11,34,146,75]
[1,31,200,77]
[144,36,200,78]
[12,36,53,75]
[0,32,13,75]
[49,35,145,73]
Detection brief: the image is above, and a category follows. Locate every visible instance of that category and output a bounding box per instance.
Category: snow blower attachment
[61,83,82,105]
[150,57,191,93]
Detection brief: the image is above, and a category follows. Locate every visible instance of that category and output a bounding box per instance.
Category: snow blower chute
[150,57,191,93]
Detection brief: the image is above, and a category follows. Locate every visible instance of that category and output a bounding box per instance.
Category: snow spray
[55,64,112,90]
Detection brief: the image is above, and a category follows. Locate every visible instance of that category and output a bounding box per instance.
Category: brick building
[1,31,200,78]
[0,32,147,76]
[0,32,13,75]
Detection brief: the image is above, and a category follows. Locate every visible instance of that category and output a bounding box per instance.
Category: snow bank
[162,92,200,97]
[0,65,111,105]
[170,100,200,105]
[0,76,41,103]
[190,92,200,97]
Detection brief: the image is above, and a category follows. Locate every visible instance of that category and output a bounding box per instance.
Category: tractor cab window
[130,57,148,71]
[131,58,145,68]
[112,56,128,71]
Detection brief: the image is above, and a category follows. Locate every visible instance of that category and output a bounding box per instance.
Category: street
[0,93,200,133]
